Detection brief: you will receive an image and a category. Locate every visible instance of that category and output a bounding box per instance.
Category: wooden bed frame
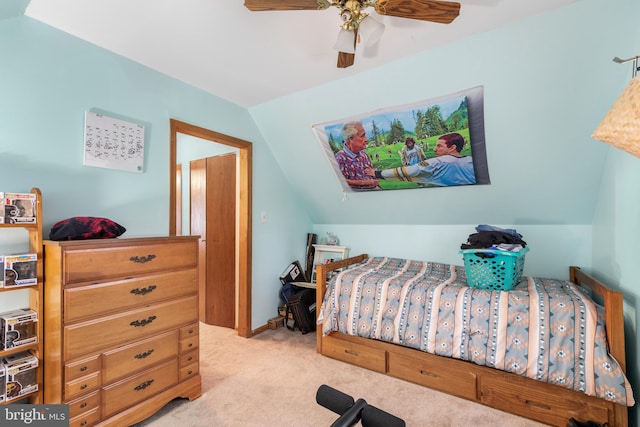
[315,255,629,427]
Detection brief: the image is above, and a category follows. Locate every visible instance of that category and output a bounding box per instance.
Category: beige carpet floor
[134,323,546,427]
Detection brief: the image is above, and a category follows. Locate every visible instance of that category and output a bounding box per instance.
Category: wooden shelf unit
[0,187,43,404]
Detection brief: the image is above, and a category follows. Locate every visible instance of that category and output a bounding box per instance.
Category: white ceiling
[24,0,577,108]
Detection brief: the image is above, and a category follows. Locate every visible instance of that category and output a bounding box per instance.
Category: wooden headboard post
[569,266,626,372]
[315,254,368,353]
[570,266,628,426]
[315,264,327,353]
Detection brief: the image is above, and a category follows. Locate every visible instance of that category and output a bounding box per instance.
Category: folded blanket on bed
[318,257,634,406]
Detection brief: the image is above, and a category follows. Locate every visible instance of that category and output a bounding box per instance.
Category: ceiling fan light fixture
[333,28,356,54]
[243,0,462,68]
[358,15,385,46]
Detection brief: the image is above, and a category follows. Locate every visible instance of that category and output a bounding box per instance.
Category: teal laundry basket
[460,247,529,291]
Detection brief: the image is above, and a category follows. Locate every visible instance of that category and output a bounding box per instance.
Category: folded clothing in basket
[461,225,527,250]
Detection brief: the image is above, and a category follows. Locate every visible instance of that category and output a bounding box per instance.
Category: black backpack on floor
[286,289,316,335]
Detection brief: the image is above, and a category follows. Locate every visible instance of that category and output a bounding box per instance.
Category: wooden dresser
[43,236,201,427]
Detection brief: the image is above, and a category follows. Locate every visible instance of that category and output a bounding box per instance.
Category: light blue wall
[251,0,639,423]
[593,147,640,426]
[0,15,312,330]
[0,0,27,19]
[2,0,639,423]
[249,0,615,228]
[312,224,592,280]
[591,2,640,425]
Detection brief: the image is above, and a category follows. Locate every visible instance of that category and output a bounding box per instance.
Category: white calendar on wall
[83,111,145,173]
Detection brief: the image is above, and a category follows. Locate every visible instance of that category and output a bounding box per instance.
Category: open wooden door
[170,118,252,338]
[190,153,236,328]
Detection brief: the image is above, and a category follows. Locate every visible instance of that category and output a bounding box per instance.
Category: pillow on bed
[49,217,126,241]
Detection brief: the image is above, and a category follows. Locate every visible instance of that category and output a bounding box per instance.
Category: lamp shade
[358,16,385,47]
[592,76,640,158]
[333,28,356,54]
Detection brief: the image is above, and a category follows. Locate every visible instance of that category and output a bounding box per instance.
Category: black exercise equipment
[316,384,406,427]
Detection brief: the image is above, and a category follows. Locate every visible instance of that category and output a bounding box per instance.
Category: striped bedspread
[318,257,634,406]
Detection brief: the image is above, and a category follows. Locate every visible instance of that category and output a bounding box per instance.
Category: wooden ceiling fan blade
[244,0,328,11]
[375,0,460,24]
[337,52,355,68]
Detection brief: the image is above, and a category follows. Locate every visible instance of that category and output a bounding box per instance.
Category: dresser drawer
[387,348,477,400]
[67,390,100,418]
[64,296,198,359]
[321,334,386,373]
[179,322,199,340]
[69,407,100,427]
[102,330,178,384]
[179,335,199,353]
[65,371,101,401]
[179,361,199,382]
[64,269,198,322]
[62,240,198,284]
[103,359,179,418]
[65,355,101,382]
[179,350,199,367]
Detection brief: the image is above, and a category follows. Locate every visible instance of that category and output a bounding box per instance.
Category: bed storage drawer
[322,334,386,373]
[479,373,611,426]
[388,347,477,400]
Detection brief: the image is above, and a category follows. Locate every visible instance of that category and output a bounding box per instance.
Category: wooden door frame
[169,119,252,338]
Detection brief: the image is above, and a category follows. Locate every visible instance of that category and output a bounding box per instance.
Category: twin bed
[314,254,634,426]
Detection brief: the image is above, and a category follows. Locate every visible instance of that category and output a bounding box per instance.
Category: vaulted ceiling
[21,0,577,107]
